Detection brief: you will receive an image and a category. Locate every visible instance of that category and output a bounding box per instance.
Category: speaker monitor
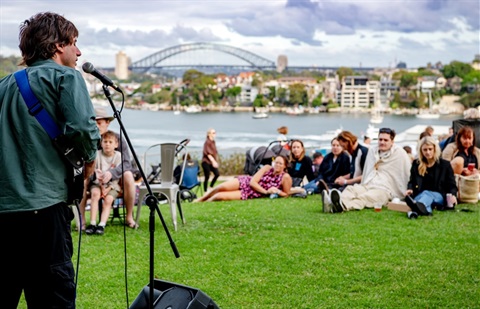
[130,279,219,309]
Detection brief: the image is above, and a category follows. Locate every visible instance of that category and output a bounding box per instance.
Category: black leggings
[202,161,220,191]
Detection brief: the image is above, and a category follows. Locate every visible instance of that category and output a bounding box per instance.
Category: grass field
[21,196,480,308]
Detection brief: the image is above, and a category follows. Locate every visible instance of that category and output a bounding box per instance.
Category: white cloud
[0,0,478,68]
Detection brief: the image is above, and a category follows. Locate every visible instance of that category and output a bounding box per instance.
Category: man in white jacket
[328,128,411,212]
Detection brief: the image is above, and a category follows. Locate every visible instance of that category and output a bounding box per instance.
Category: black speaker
[130,279,219,309]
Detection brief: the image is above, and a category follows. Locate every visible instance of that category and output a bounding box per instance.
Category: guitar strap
[14,69,84,203]
[14,69,62,139]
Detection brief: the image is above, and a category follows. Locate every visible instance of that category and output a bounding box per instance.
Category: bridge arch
[130,42,276,71]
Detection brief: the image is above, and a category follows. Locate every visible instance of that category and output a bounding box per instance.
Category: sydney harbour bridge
[118,42,372,75]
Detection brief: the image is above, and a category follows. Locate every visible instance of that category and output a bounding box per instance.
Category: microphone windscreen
[82,62,95,73]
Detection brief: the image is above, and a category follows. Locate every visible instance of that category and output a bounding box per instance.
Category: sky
[1,0,479,69]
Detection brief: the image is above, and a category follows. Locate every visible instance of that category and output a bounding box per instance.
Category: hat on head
[94,107,115,121]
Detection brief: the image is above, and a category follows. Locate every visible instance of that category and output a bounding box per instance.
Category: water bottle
[270,193,279,199]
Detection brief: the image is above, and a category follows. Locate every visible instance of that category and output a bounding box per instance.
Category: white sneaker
[321,190,332,213]
[330,189,345,213]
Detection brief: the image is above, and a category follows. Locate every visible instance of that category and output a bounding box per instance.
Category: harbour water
[108,108,459,157]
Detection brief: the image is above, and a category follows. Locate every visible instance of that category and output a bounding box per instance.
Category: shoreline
[123,102,466,116]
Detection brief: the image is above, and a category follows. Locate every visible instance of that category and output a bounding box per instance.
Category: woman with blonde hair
[202,128,220,191]
[405,136,457,215]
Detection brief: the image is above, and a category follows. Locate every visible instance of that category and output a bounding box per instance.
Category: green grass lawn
[21,196,480,308]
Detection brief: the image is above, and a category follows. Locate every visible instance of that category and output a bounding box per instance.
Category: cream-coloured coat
[361,144,412,199]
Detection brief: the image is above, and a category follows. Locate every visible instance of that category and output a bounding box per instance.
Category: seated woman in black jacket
[405,136,458,215]
[303,137,350,194]
[288,139,315,187]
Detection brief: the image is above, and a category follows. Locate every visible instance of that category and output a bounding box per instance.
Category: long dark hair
[456,126,476,155]
[19,12,78,66]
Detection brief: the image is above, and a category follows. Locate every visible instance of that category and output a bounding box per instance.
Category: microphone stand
[101,85,180,309]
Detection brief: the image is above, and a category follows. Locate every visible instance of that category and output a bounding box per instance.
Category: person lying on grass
[195,156,292,202]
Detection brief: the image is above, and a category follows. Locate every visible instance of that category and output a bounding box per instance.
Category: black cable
[116,100,131,308]
[74,200,82,287]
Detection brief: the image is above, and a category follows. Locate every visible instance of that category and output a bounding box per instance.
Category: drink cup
[468,163,475,171]
[374,203,382,212]
[446,193,455,208]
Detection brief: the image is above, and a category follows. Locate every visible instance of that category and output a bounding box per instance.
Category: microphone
[82,62,121,92]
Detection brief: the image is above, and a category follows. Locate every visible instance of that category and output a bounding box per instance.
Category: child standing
[85,131,122,235]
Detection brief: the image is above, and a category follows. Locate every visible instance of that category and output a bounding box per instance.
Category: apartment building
[336,76,380,109]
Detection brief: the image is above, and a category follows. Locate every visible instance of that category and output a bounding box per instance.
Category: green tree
[336,67,354,82]
[441,61,473,79]
[277,87,288,105]
[182,69,216,105]
[288,83,308,105]
[266,86,276,102]
[392,70,419,88]
[461,70,480,87]
[311,94,323,107]
[225,86,242,104]
[132,81,154,97]
[417,68,439,77]
[0,55,21,78]
[253,94,268,108]
[459,92,480,108]
[144,89,171,104]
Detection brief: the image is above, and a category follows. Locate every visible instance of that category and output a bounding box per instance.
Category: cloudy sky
[1,0,478,69]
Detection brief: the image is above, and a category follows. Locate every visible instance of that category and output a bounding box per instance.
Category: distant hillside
[0,55,22,78]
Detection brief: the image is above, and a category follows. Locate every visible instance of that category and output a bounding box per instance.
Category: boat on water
[365,124,379,141]
[370,111,384,124]
[416,91,440,119]
[286,105,304,115]
[252,112,269,119]
[370,100,384,124]
[173,101,181,115]
[185,105,202,113]
[416,112,440,119]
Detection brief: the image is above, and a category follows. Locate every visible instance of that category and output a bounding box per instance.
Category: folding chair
[136,143,188,231]
[179,160,203,202]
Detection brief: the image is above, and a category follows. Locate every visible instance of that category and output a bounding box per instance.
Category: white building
[336,76,380,109]
[115,51,130,80]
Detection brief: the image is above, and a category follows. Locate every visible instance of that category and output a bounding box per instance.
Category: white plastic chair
[136,143,188,231]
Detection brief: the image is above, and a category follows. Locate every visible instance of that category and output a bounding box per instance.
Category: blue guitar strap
[14,69,62,139]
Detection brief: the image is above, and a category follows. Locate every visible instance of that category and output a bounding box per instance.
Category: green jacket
[0,59,100,213]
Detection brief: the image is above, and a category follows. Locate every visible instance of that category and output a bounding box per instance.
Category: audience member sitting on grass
[327,128,411,213]
[288,140,315,187]
[311,152,324,178]
[403,145,415,163]
[303,138,350,195]
[85,131,122,235]
[405,136,457,216]
[80,107,138,231]
[195,156,292,202]
[441,126,480,177]
[334,130,369,188]
[363,135,371,146]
